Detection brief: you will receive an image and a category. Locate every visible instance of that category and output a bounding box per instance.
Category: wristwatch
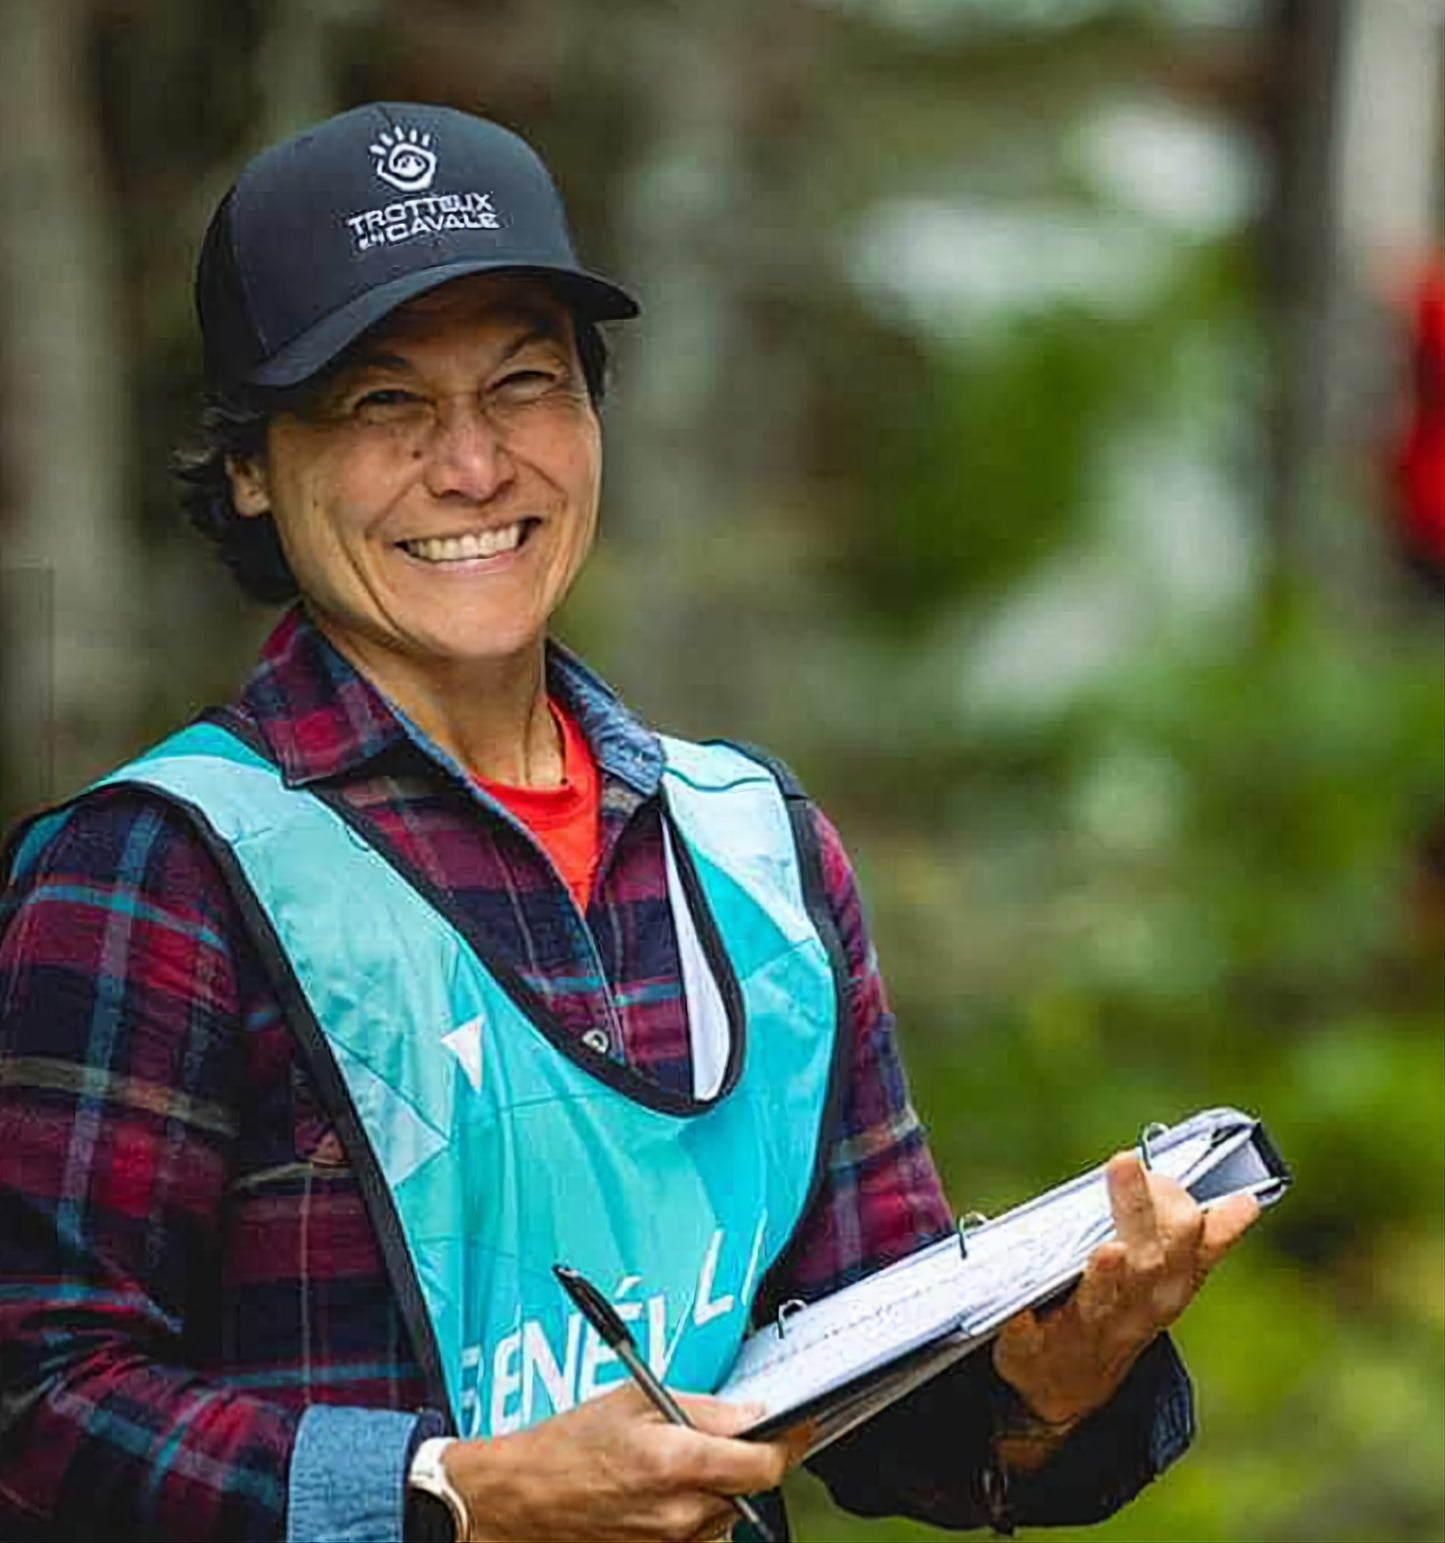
[406,1436,469,1543]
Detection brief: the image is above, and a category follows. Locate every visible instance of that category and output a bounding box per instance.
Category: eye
[492,367,565,403]
[352,387,431,426]
[357,387,420,410]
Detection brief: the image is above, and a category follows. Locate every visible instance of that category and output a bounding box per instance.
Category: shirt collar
[237,607,664,797]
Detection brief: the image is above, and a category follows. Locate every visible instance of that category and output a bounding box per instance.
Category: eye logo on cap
[371,125,438,193]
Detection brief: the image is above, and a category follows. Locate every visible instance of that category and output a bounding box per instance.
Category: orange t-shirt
[475,701,602,911]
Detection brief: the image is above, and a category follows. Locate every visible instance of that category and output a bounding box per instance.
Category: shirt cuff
[999,1332,1196,1527]
[804,1331,1194,1531]
[285,1405,427,1543]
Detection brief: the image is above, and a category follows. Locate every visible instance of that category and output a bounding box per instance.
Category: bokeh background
[1,1,1441,1539]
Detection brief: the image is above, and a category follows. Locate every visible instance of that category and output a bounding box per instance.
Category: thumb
[778,1419,817,1468]
[1200,1192,1260,1267]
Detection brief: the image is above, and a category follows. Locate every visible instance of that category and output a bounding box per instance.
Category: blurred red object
[1389,257,1445,581]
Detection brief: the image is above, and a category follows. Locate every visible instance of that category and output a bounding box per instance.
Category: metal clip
[1137,1121,1169,1172]
[956,1211,989,1259]
[775,1299,805,1340]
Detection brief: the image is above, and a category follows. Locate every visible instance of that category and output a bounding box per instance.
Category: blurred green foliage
[772,283,1445,1543]
[783,551,1445,1543]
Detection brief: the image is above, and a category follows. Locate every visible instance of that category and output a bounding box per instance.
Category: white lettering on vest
[459,1219,775,1433]
[739,1211,769,1308]
[646,1291,678,1380]
[577,1286,645,1403]
[522,1314,581,1421]
[459,1341,484,1438]
[692,1228,736,1327]
[578,1320,620,1402]
[490,1329,524,1434]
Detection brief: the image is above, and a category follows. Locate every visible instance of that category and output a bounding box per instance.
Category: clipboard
[718,1105,1290,1453]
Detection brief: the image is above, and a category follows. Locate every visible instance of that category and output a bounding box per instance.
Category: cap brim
[243,259,639,389]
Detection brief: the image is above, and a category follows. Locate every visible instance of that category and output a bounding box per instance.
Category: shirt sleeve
[771,800,1196,1528]
[0,791,419,1543]
[286,1406,431,1543]
[754,803,956,1314]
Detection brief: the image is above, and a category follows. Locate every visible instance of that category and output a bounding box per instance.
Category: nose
[420,395,516,503]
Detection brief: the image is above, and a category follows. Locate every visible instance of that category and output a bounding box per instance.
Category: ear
[225,454,272,519]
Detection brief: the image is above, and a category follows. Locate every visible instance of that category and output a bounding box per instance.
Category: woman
[0,102,1251,1543]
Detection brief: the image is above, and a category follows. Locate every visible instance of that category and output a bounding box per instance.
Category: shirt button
[581,1028,610,1055]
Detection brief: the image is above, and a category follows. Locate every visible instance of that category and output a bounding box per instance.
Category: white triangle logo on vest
[442,1015,485,1092]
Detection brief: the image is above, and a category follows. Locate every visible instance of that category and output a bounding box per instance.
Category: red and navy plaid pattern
[0,609,952,1541]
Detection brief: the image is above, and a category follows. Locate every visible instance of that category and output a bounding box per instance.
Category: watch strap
[407,1435,468,1543]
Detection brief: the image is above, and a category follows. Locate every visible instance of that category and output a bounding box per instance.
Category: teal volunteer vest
[31,720,846,1435]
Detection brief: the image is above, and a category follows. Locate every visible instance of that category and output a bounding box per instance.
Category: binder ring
[1137,1122,1169,1172]
[775,1299,806,1340]
[956,1211,989,1259]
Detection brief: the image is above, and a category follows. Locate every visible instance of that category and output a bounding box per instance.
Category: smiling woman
[223,275,604,784]
[0,100,1226,1543]
[174,311,610,606]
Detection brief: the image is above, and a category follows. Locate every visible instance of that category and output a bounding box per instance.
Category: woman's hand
[445,1383,808,1542]
[990,1151,1259,1464]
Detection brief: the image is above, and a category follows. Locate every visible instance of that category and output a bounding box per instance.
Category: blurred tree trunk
[605,0,821,732]
[1261,0,1348,607]
[1331,0,1445,606]
[255,0,376,143]
[0,0,142,818]
[606,1,752,724]
[1262,0,1443,625]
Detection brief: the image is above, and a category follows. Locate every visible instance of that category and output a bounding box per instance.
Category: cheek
[275,458,392,563]
[267,493,362,607]
[537,428,602,557]
[568,463,603,556]
[268,479,328,565]
[570,435,604,527]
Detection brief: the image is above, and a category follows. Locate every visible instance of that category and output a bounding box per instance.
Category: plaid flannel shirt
[0,610,1191,1541]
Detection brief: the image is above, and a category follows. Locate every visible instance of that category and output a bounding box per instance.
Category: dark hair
[174,316,610,603]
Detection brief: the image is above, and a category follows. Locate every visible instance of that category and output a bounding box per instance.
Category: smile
[398,521,534,563]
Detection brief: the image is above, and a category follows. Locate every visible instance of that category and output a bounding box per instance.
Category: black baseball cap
[197,102,638,393]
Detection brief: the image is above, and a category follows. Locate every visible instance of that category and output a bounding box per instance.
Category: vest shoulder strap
[681,737,856,1302]
[708,739,810,802]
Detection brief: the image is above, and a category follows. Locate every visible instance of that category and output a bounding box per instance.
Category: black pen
[552,1263,777,1543]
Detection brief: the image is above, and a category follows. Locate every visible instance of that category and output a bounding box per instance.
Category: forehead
[359,272,574,353]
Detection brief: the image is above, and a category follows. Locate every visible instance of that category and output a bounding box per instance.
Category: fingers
[1109,1154,1220,1267]
[1109,1149,1259,1262]
[1105,1152,1160,1253]
[674,1392,767,1440]
[991,1154,1263,1438]
[1074,1239,1129,1325]
[454,1385,787,1542]
[678,1393,811,1474]
[650,1418,796,1497]
[994,1303,1046,1358]
[1199,1191,1260,1267]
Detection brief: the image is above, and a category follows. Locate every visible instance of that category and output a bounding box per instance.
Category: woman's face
[228,273,602,696]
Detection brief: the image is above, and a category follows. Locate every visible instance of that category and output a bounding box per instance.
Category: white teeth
[402,523,526,563]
